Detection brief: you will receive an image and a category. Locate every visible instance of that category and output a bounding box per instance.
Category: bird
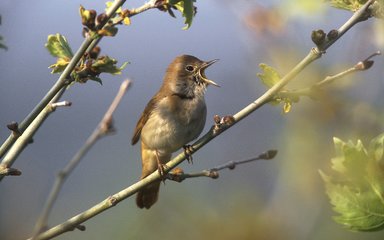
[131,54,219,209]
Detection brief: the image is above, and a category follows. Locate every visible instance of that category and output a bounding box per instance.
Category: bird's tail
[136,142,171,209]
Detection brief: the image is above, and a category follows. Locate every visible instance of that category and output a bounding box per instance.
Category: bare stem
[167,150,278,182]
[31,80,130,239]
[29,2,375,239]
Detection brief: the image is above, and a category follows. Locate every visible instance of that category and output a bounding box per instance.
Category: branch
[279,51,382,99]
[0,88,67,179]
[167,150,278,182]
[31,80,131,239]
[30,2,376,239]
[0,0,167,179]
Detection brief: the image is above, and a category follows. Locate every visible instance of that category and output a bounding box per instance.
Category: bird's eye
[185,65,195,72]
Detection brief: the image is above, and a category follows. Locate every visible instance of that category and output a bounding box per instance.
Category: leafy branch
[30,1,378,239]
[0,0,198,180]
[265,51,381,113]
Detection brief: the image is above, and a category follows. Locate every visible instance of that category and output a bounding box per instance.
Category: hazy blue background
[1,0,384,239]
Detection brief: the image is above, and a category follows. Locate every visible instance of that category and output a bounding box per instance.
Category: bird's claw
[183,145,194,164]
[157,163,168,183]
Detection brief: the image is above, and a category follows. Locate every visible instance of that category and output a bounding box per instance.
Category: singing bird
[131,55,219,209]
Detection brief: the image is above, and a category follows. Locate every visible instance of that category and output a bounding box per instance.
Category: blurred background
[1,0,384,239]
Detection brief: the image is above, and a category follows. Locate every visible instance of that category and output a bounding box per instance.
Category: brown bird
[132,55,219,209]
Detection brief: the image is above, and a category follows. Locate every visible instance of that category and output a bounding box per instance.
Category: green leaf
[91,56,128,75]
[369,133,384,163]
[45,34,73,59]
[48,58,70,74]
[283,99,292,113]
[168,0,196,29]
[321,135,384,231]
[325,0,384,19]
[325,0,365,12]
[257,63,281,88]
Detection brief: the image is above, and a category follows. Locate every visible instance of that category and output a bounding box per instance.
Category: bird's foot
[157,162,168,183]
[183,145,194,164]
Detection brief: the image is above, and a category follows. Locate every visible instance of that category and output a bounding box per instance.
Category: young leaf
[283,99,292,113]
[45,34,74,59]
[368,133,384,162]
[91,56,128,75]
[48,58,70,74]
[257,63,281,88]
[45,34,73,74]
[168,0,196,29]
[326,0,384,19]
[321,135,384,231]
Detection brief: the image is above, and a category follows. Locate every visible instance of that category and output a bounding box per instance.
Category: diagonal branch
[31,80,130,239]
[29,1,376,239]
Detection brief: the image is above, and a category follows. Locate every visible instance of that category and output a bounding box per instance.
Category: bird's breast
[140,96,207,153]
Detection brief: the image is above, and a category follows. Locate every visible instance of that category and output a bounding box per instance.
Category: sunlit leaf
[123,16,131,25]
[368,133,384,162]
[321,135,384,231]
[257,63,281,88]
[283,100,292,113]
[91,56,128,75]
[48,58,70,74]
[325,0,384,19]
[45,34,73,59]
[168,0,196,29]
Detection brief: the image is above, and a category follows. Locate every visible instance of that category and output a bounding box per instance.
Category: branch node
[50,101,72,110]
[108,196,118,206]
[7,121,21,138]
[259,150,278,160]
[0,164,22,176]
[208,170,219,179]
[75,225,86,231]
[311,29,326,46]
[213,114,235,135]
[167,167,185,182]
[100,117,116,135]
[228,161,236,170]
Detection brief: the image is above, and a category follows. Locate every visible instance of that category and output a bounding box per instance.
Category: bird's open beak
[199,59,220,87]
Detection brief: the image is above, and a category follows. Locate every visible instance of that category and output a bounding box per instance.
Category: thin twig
[30,2,375,239]
[31,80,130,239]
[167,150,278,182]
[279,51,382,98]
